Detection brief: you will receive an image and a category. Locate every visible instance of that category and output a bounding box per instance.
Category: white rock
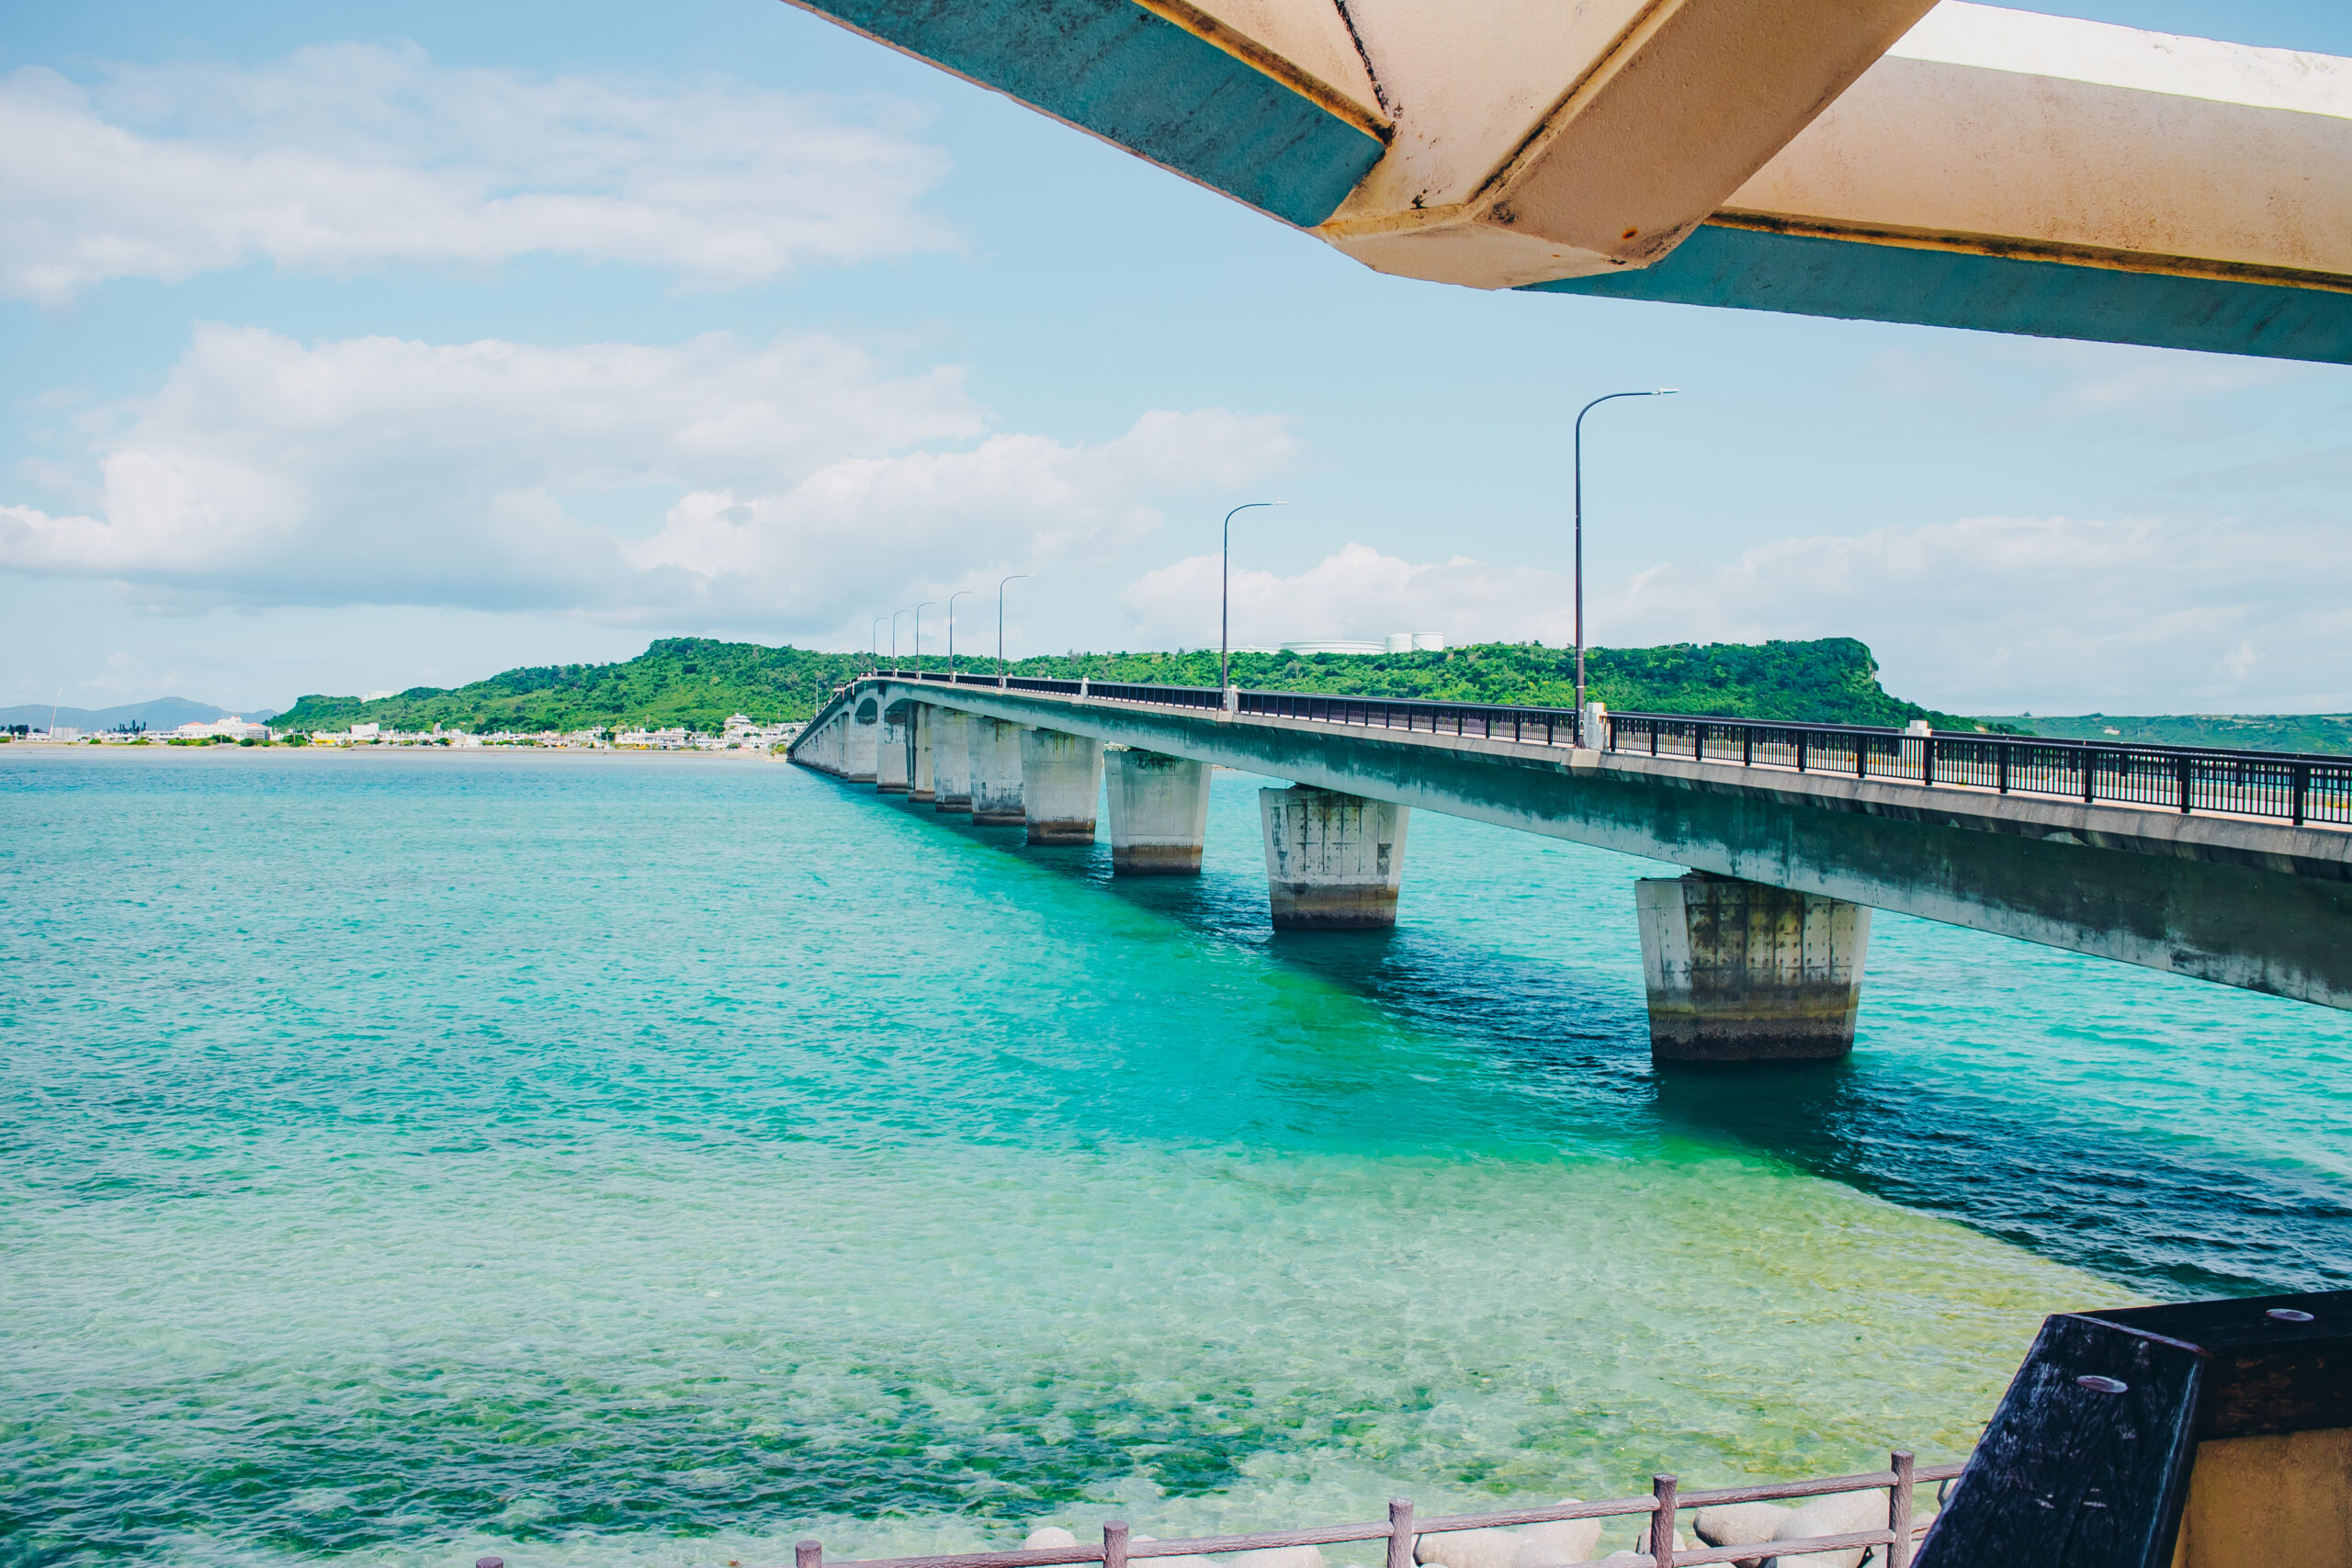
[1415,1529,1521,1568]
[1760,1491,1886,1568]
[1026,1530,1080,1551]
[1511,1505,1602,1568]
[1695,1503,1792,1550]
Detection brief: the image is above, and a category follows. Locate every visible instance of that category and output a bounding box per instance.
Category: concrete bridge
[789,673,2352,1063]
[781,0,2352,363]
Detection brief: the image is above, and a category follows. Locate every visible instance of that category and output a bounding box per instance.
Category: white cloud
[1120,543,1570,648]
[1606,513,2352,713]
[1117,512,2352,713]
[0,325,1296,633]
[0,45,956,303]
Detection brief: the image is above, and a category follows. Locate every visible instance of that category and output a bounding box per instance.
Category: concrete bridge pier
[1106,749,1210,874]
[968,718,1025,826]
[1019,728,1103,845]
[907,705,936,804]
[1259,785,1408,929]
[1634,872,1871,1063]
[846,697,879,783]
[932,710,972,812]
[876,702,911,794]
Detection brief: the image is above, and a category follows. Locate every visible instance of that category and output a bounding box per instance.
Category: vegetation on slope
[273,636,1968,736]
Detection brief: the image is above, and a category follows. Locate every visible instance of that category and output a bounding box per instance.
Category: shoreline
[0,740,787,761]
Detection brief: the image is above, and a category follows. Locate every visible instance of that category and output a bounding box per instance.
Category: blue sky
[4,0,2349,716]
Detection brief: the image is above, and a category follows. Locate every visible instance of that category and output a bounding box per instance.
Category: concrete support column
[846,697,879,783]
[1258,785,1408,929]
[907,705,935,804]
[1106,749,1209,874]
[1634,872,1871,1063]
[967,718,1025,826]
[876,702,910,793]
[1019,728,1103,845]
[932,710,972,811]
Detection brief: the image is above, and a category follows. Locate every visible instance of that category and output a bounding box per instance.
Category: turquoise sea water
[4,749,2347,1568]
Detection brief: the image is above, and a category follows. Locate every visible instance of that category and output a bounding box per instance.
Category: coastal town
[2,713,805,750]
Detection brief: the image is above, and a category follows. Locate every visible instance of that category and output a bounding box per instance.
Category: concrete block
[1107,749,1209,874]
[876,700,911,793]
[907,703,935,803]
[1259,785,1408,929]
[932,709,972,810]
[846,696,879,783]
[1635,872,1870,1062]
[968,717,1024,825]
[1020,728,1102,845]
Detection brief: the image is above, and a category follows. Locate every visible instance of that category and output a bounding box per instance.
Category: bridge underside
[783,0,2351,362]
[796,683,2352,1027]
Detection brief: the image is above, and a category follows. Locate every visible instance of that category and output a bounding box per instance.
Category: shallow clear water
[4,750,2346,1568]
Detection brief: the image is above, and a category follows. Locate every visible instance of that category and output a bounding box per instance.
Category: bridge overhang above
[783,0,2352,362]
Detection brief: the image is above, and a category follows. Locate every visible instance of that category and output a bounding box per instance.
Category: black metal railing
[842,671,2351,829]
[1605,712,2351,828]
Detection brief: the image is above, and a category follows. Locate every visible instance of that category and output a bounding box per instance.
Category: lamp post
[997,574,1028,686]
[1220,501,1282,694]
[1573,389,1678,725]
[946,590,974,675]
[891,608,911,667]
[912,600,936,671]
[871,616,888,668]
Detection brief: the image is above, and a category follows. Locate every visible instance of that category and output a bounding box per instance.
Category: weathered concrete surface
[1635,873,1871,1062]
[907,704,936,804]
[932,709,972,811]
[1260,785,1408,929]
[876,700,911,794]
[1106,749,1210,874]
[792,681,2352,1009]
[968,716,1024,825]
[1019,728,1103,845]
[847,695,879,782]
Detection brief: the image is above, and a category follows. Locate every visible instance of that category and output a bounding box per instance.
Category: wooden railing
[787,1450,1966,1568]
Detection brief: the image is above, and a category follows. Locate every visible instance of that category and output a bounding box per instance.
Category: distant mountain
[1980,712,2352,756]
[270,635,1966,736]
[0,697,278,732]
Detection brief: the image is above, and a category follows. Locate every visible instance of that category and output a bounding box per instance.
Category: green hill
[271,635,1967,737]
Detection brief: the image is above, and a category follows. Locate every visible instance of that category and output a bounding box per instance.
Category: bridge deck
[792,675,2352,1009]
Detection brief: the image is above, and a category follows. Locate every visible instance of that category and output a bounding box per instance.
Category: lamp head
[1654,387,1679,395]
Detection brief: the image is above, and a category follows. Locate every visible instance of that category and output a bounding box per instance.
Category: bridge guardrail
[1605,712,2351,827]
[855,671,2351,828]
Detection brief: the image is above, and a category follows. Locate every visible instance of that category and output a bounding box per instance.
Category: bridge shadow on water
[889,794,2351,1301]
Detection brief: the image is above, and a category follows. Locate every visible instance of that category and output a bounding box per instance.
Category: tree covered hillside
[272,635,1965,735]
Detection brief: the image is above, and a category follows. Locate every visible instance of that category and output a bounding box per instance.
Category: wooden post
[1104,1520,1128,1568]
[1887,1449,1916,1568]
[1647,1474,1678,1567]
[797,1541,822,1568]
[1387,1498,1414,1568]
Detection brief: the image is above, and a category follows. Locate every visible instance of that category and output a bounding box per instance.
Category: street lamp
[891,608,911,666]
[871,615,888,667]
[1573,389,1678,726]
[912,600,937,671]
[945,590,974,675]
[997,574,1028,687]
[1220,501,1283,694]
